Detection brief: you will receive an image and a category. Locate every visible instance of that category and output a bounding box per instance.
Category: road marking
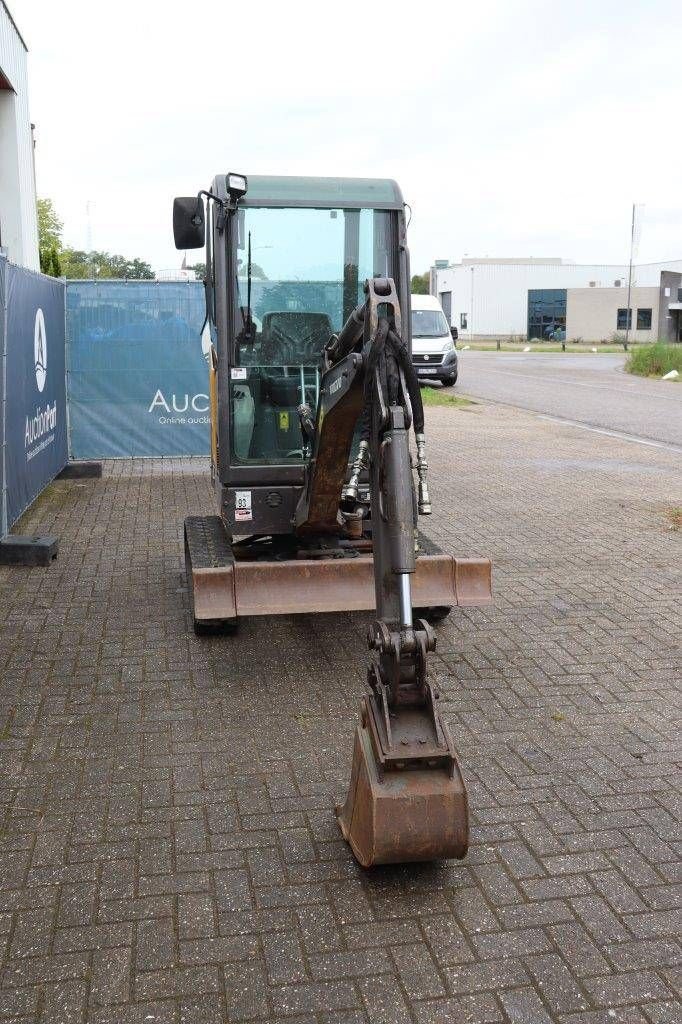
[468,366,681,402]
[536,415,682,454]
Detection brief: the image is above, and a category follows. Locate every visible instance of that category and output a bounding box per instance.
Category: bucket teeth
[336,701,469,867]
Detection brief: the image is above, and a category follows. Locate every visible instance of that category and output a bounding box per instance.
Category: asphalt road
[456,352,682,449]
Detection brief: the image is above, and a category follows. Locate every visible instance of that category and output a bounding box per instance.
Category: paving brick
[497,840,545,880]
[584,971,673,1007]
[525,952,590,1014]
[53,921,133,955]
[444,957,531,993]
[413,992,502,1023]
[178,994,227,1024]
[473,926,552,959]
[390,942,445,999]
[223,960,270,1020]
[178,893,216,940]
[212,868,253,913]
[90,946,131,1006]
[2,952,91,987]
[263,930,309,984]
[9,907,54,958]
[40,979,88,1023]
[642,1000,681,1024]
[135,965,222,1001]
[179,933,256,967]
[358,974,412,1024]
[548,922,611,978]
[499,986,555,1024]
[1,401,680,1023]
[271,980,360,1016]
[0,987,40,1018]
[344,919,423,950]
[604,938,682,972]
[623,910,682,939]
[136,917,176,972]
[296,904,344,954]
[312,949,393,982]
[570,895,631,944]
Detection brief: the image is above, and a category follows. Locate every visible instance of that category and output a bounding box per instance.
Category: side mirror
[450,326,458,341]
[173,196,205,250]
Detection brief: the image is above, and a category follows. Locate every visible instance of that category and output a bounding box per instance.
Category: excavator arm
[299,278,470,866]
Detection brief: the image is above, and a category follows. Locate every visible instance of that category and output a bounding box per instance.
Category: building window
[636,308,652,330]
[617,308,632,330]
[527,289,567,340]
[460,312,467,330]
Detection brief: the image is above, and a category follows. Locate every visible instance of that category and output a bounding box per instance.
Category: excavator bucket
[336,696,469,867]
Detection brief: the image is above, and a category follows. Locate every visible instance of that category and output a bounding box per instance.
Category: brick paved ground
[0,400,680,1024]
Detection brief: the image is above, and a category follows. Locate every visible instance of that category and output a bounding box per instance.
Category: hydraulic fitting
[341,439,370,511]
[415,433,432,515]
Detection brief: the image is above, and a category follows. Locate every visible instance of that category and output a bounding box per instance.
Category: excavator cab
[173,174,492,865]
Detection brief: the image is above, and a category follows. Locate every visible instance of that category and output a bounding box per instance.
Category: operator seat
[260,311,333,366]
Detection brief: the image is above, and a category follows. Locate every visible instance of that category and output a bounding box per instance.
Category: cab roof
[214,174,404,210]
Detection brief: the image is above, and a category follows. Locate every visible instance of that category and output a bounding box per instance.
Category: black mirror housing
[450,325,458,341]
[173,196,205,249]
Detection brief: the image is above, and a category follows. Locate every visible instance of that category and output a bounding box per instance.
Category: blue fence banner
[66,281,209,458]
[4,262,68,529]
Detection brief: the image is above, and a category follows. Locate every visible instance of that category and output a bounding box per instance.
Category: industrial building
[0,1,39,270]
[432,257,682,343]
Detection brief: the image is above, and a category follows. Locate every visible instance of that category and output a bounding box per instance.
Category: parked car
[411,294,458,386]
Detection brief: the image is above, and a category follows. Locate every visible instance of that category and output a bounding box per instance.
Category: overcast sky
[16,0,682,273]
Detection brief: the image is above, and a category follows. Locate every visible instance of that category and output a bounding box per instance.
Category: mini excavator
[173,174,492,866]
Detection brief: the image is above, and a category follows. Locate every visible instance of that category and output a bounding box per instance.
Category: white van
[411,294,458,386]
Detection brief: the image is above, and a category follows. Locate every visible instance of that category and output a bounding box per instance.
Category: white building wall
[435,261,629,338]
[0,2,39,270]
[434,258,682,339]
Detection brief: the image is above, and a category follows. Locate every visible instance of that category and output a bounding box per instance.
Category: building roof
[1,2,28,52]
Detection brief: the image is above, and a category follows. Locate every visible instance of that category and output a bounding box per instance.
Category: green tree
[36,197,155,279]
[60,248,154,280]
[37,198,64,277]
[187,262,206,280]
[410,272,430,295]
[37,198,63,251]
[50,247,62,277]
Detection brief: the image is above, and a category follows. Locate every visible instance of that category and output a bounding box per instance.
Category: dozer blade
[185,515,492,624]
[336,699,469,867]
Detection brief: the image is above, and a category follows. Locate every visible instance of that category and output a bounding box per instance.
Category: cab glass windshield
[230,206,392,464]
[411,309,449,338]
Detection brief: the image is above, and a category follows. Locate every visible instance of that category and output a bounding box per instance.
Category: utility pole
[624,203,635,351]
[470,265,475,343]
